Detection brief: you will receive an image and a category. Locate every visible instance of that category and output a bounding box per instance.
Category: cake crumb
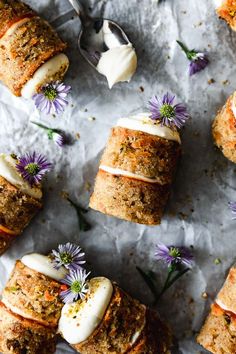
[202,292,208,299]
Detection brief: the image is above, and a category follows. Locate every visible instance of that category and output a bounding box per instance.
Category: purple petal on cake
[148,92,190,129]
[52,242,86,271]
[33,81,71,115]
[16,152,52,187]
[189,53,209,76]
[60,269,90,303]
[155,244,193,268]
[229,201,236,219]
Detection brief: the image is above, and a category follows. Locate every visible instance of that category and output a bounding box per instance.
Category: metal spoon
[68,0,131,69]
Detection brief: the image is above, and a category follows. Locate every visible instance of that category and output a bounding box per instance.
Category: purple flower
[51,242,86,271]
[16,152,52,187]
[229,201,236,219]
[33,81,71,115]
[60,269,90,303]
[155,244,193,268]
[31,121,66,148]
[52,132,65,147]
[189,53,209,76]
[148,92,190,129]
[177,40,209,76]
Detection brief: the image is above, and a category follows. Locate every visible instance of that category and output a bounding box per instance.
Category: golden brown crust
[216,0,236,31]
[0,15,66,96]
[73,285,147,354]
[0,231,14,255]
[0,0,36,39]
[217,267,236,314]
[0,302,57,354]
[128,309,172,354]
[197,304,236,354]
[89,170,171,225]
[2,261,63,327]
[212,95,236,163]
[100,127,181,185]
[0,175,42,236]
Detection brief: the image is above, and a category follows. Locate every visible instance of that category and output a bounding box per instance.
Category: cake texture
[0,176,42,255]
[212,94,236,163]
[216,0,236,31]
[197,303,236,354]
[90,117,181,225]
[0,0,35,39]
[2,260,63,327]
[0,302,57,354]
[0,14,66,96]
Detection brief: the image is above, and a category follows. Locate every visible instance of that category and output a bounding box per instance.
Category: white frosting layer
[214,0,224,9]
[2,298,30,319]
[1,18,30,39]
[21,253,67,281]
[231,92,236,119]
[103,20,122,49]
[59,277,113,344]
[21,53,69,98]
[100,165,160,183]
[97,44,137,89]
[0,154,42,199]
[216,298,236,315]
[117,113,181,143]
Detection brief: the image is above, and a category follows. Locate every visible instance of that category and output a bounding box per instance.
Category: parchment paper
[0,0,235,353]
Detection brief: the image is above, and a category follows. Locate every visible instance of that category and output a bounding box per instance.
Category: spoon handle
[67,0,86,21]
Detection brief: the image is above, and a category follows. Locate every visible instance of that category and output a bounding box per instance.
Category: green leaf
[136,266,159,299]
[67,197,91,232]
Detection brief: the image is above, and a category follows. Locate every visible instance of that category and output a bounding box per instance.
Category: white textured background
[0,0,235,353]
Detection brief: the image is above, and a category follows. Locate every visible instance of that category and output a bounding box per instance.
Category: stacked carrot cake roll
[0,253,66,354]
[58,277,173,353]
[0,152,51,255]
[0,0,69,97]
[197,265,236,353]
[89,112,182,225]
[212,91,236,163]
[215,0,236,31]
[0,243,173,353]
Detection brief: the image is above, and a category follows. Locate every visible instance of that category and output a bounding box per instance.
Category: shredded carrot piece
[44,290,55,301]
[0,224,18,236]
[60,284,68,292]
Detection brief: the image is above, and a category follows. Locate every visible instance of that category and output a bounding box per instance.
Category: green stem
[67,197,91,232]
[136,267,159,299]
[176,40,196,61]
[31,121,51,132]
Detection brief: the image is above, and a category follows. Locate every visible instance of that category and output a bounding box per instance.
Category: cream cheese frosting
[97,44,137,89]
[1,17,30,39]
[0,154,42,199]
[99,165,160,183]
[21,253,67,281]
[58,277,113,344]
[231,92,236,119]
[21,53,69,98]
[214,0,224,8]
[117,112,181,143]
[215,298,236,315]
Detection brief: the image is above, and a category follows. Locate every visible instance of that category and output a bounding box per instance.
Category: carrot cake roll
[0,0,69,97]
[0,302,57,354]
[2,256,66,327]
[0,152,51,255]
[197,265,236,353]
[215,0,236,31]
[90,93,190,225]
[58,276,172,353]
[212,92,236,163]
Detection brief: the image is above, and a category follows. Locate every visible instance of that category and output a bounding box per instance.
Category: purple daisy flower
[31,121,66,148]
[229,201,236,219]
[52,132,65,147]
[33,81,71,115]
[16,152,52,187]
[60,269,90,303]
[51,242,86,271]
[148,92,190,129]
[155,244,193,268]
[177,40,209,76]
